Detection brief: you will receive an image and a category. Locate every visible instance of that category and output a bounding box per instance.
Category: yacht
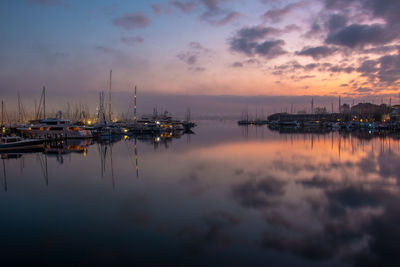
[0,136,44,152]
[17,118,92,140]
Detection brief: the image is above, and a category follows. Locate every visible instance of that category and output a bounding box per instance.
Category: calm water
[1,121,400,266]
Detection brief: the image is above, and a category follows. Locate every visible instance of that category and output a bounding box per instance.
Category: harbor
[1,81,197,151]
[1,120,400,266]
[238,99,400,132]
[3,0,400,265]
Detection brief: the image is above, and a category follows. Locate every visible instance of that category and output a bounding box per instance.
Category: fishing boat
[0,136,44,152]
[17,118,92,140]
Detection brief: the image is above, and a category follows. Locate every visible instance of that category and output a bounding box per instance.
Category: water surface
[1,121,400,266]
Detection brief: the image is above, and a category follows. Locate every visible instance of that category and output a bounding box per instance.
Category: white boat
[0,136,44,151]
[17,118,92,140]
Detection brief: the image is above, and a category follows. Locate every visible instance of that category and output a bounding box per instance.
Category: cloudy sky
[1,0,400,114]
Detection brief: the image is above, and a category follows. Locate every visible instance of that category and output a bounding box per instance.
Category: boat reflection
[44,139,92,164]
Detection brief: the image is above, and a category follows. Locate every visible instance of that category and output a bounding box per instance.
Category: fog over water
[3,90,397,120]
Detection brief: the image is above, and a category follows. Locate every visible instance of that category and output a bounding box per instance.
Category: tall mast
[134,85,137,123]
[1,100,3,128]
[98,92,101,122]
[43,86,46,119]
[18,92,22,123]
[108,70,112,122]
[311,97,314,114]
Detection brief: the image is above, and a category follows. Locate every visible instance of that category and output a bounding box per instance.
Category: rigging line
[124,137,137,173]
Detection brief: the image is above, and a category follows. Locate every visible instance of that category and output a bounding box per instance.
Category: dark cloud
[362,45,400,55]
[229,26,287,59]
[296,46,337,60]
[170,0,239,26]
[170,0,198,12]
[273,61,354,75]
[177,42,211,72]
[188,41,210,52]
[377,53,400,84]
[329,65,355,73]
[272,60,304,75]
[199,0,225,12]
[232,177,286,209]
[305,22,323,37]
[304,63,319,70]
[255,40,287,58]
[325,0,400,24]
[356,53,400,85]
[378,151,400,181]
[259,184,394,264]
[327,186,381,209]
[121,36,144,46]
[178,210,238,254]
[355,87,373,92]
[235,26,280,42]
[326,23,399,48]
[325,13,348,32]
[261,1,306,23]
[189,66,206,72]
[113,12,151,30]
[356,59,379,75]
[177,53,198,65]
[290,75,316,81]
[283,24,302,33]
[324,0,358,10]
[231,62,243,68]
[207,11,241,26]
[298,175,337,188]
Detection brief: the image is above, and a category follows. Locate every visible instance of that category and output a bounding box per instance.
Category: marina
[2,0,400,265]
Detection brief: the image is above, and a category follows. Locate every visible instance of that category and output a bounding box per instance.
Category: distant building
[350,103,392,121]
[391,106,400,121]
[314,107,327,114]
[351,103,380,115]
[340,104,350,114]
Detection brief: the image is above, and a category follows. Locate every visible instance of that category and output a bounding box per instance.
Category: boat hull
[0,140,44,152]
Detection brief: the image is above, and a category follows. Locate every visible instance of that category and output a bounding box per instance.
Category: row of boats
[0,113,196,152]
[239,119,400,131]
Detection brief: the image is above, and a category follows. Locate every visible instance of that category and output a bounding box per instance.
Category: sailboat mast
[43,86,46,119]
[18,92,22,123]
[1,100,3,127]
[108,70,112,122]
[134,85,137,123]
[311,97,314,114]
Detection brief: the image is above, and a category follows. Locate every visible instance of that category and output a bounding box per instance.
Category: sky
[1,0,400,116]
